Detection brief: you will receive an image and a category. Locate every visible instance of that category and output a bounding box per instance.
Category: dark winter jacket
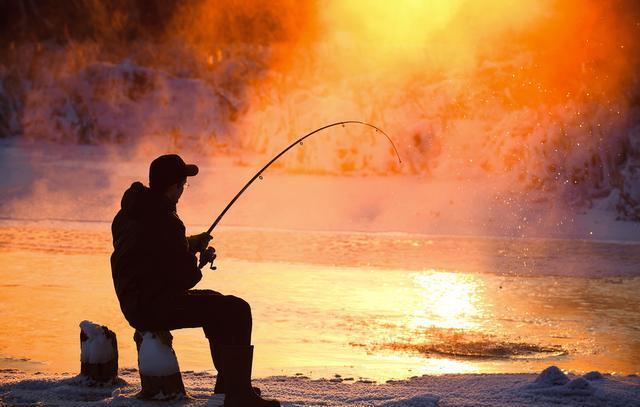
[110,182,202,330]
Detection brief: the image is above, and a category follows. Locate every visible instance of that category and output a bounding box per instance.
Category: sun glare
[324,0,457,47]
[319,0,548,72]
[409,270,483,330]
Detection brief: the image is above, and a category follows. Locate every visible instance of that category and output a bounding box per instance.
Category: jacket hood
[120,182,174,218]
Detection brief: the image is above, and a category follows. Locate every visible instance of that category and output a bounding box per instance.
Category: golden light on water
[409,270,483,330]
[1,227,640,380]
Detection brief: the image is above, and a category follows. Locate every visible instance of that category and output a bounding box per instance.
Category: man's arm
[159,221,203,290]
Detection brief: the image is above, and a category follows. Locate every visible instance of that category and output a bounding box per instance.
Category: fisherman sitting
[110,154,279,407]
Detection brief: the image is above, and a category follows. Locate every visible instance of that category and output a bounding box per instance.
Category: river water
[0,222,639,382]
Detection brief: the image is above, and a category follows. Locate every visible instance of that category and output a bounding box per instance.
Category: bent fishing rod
[198,120,402,269]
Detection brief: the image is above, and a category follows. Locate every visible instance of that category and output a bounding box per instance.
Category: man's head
[149,154,199,204]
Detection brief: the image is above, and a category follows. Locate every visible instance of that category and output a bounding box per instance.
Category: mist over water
[0,0,639,230]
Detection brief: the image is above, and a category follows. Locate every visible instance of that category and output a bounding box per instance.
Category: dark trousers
[141,289,253,380]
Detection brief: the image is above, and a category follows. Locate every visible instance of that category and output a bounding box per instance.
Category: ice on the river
[1,365,639,407]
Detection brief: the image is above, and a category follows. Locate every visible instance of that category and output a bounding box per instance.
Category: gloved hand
[198,246,217,269]
[188,233,212,254]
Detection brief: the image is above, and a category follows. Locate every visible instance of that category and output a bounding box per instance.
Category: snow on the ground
[1,366,639,407]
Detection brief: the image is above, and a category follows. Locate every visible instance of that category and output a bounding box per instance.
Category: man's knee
[202,295,251,339]
[228,295,251,319]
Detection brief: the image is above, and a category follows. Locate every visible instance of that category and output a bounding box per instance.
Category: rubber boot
[222,345,279,407]
[210,340,225,394]
[211,342,261,396]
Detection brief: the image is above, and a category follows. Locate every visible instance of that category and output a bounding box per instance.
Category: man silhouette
[111,154,279,407]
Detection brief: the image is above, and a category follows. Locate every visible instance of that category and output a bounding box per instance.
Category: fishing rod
[198,120,402,269]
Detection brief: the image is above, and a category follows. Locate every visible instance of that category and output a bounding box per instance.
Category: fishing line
[199,120,401,268]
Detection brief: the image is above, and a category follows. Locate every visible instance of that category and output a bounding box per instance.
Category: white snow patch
[79,320,114,364]
[137,333,180,377]
[531,365,570,387]
[1,367,639,407]
[584,371,605,381]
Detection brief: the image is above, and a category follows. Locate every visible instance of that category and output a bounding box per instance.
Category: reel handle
[198,253,217,270]
[196,238,217,271]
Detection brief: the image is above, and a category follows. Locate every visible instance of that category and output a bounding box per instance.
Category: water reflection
[409,270,483,330]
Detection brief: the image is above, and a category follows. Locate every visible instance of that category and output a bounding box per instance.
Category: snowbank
[1,366,638,407]
[1,140,639,242]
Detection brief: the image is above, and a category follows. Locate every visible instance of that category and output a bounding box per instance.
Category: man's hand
[188,233,212,254]
[198,246,217,269]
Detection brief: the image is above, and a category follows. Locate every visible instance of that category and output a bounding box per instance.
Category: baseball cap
[149,154,199,190]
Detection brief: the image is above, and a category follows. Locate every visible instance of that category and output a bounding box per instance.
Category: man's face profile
[165,178,187,204]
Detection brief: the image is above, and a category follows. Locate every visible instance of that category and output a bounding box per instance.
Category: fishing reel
[190,233,216,270]
[197,249,217,270]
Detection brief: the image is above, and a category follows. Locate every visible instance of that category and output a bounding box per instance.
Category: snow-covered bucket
[134,330,186,399]
[79,321,118,384]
